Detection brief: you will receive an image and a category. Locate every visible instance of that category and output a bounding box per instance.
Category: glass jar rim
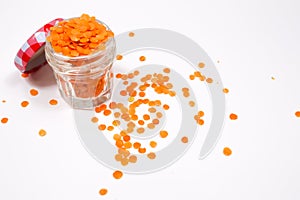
[45,18,115,61]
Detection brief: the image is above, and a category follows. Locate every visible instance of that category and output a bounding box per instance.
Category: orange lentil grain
[109,102,117,109]
[120,90,127,96]
[206,78,213,83]
[1,117,8,124]
[163,104,170,110]
[115,154,122,161]
[133,142,141,149]
[139,91,146,97]
[189,101,195,107]
[223,147,232,156]
[149,141,157,148]
[112,120,120,126]
[229,113,238,120]
[128,73,134,79]
[114,112,121,118]
[116,73,122,78]
[49,99,58,105]
[194,115,200,121]
[103,109,112,116]
[181,136,188,143]
[128,32,135,37]
[223,88,229,93]
[121,74,128,80]
[113,170,123,179]
[182,87,189,92]
[98,104,107,112]
[30,89,39,96]
[139,56,146,61]
[198,62,205,68]
[156,112,163,118]
[148,101,155,106]
[163,68,170,73]
[138,120,145,125]
[295,111,300,117]
[123,135,131,142]
[148,107,156,113]
[129,90,137,97]
[98,124,106,131]
[154,100,161,106]
[152,118,159,124]
[194,71,201,77]
[107,126,114,131]
[116,54,123,60]
[147,152,156,159]
[183,92,190,98]
[131,114,138,120]
[197,119,205,125]
[129,155,137,163]
[160,130,168,138]
[121,158,129,166]
[138,147,146,154]
[99,188,108,196]
[39,129,47,137]
[94,107,101,113]
[142,99,149,104]
[124,142,132,149]
[198,111,204,117]
[127,121,135,128]
[91,117,99,123]
[115,140,124,148]
[21,73,29,78]
[126,127,134,133]
[21,100,29,107]
[120,130,127,136]
[189,75,195,80]
[169,91,176,97]
[143,114,150,120]
[136,127,145,134]
[147,123,155,129]
[113,134,121,140]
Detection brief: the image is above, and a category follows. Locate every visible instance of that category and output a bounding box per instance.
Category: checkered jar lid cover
[14,18,63,73]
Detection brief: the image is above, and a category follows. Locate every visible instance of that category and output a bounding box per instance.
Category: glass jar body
[45,30,116,110]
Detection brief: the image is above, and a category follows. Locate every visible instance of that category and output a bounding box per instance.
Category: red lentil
[99,188,108,196]
[1,117,8,124]
[30,89,39,96]
[198,62,205,68]
[49,99,58,105]
[21,100,29,107]
[223,147,232,156]
[181,136,188,143]
[39,129,47,137]
[223,88,229,93]
[160,130,168,138]
[139,56,146,61]
[113,170,123,179]
[21,73,29,78]
[116,54,123,60]
[229,113,238,120]
[128,32,135,37]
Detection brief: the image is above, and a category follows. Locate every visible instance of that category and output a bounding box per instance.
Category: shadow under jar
[45,22,116,110]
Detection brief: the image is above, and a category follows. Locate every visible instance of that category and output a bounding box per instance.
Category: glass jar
[45,20,116,110]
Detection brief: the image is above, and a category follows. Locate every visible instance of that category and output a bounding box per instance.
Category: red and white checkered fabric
[14,18,63,73]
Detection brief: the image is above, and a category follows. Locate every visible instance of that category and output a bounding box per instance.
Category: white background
[1,0,300,199]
